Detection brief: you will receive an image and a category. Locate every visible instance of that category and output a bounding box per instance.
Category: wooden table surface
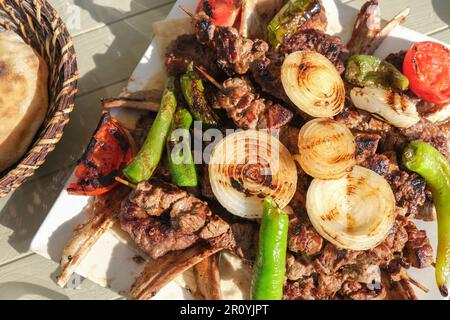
[0,0,448,300]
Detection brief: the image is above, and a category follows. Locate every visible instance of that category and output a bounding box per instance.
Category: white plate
[31,0,447,300]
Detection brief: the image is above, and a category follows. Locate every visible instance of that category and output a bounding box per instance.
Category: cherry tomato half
[196,0,242,27]
[403,41,450,104]
[67,112,134,196]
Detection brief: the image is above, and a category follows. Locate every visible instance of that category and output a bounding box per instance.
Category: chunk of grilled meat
[337,107,449,162]
[165,34,220,77]
[284,277,318,300]
[251,29,349,105]
[355,133,381,164]
[359,152,427,218]
[403,218,433,268]
[286,253,315,281]
[335,106,392,134]
[120,180,229,260]
[288,165,310,212]
[298,0,328,33]
[284,272,386,300]
[314,243,360,275]
[385,51,406,73]
[401,119,449,160]
[339,279,386,300]
[283,210,431,300]
[208,222,259,263]
[193,12,269,75]
[346,0,381,55]
[288,216,323,257]
[250,50,289,104]
[279,29,350,74]
[212,77,293,129]
[358,214,409,268]
[336,107,443,219]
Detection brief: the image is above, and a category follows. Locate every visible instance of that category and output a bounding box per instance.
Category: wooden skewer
[403,274,429,293]
[195,66,223,90]
[115,177,137,189]
[179,5,194,18]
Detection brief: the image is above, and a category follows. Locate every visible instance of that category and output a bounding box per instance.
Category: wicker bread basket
[0,0,78,197]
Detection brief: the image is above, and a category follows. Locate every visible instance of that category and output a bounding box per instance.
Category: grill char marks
[119,180,229,260]
[212,77,293,129]
[165,34,220,77]
[355,133,381,164]
[283,213,432,300]
[193,12,269,76]
[251,29,348,107]
[279,29,349,74]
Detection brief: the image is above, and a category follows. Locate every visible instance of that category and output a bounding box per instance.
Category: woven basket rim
[0,0,78,197]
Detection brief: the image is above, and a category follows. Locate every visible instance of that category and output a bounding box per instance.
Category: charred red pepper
[67,112,134,196]
[196,0,242,27]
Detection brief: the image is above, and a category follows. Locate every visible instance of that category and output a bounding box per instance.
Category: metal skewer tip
[115,176,137,189]
[195,66,223,90]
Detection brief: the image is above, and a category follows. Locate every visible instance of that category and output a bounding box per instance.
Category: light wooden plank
[344,0,450,35]
[0,81,127,266]
[74,3,173,95]
[0,254,120,300]
[48,0,176,37]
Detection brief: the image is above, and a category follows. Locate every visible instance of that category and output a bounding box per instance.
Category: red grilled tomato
[196,0,242,27]
[403,41,450,104]
[67,112,134,196]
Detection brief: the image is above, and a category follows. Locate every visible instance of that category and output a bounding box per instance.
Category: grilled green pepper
[268,0,321,47]
[345,55,409,91]
[403,140,450,297]
[123,77,177,184]
[166,107,198,187]
[251,197,289,300]
[180,63,220,127]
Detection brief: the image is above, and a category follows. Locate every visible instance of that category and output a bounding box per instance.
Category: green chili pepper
[180,63,220,127]
[123,77,177,184]
[268,0,321,47]
[403,140,450,297]
[251,197,289,300]
[345,55,410,91]
[166,107,198,187]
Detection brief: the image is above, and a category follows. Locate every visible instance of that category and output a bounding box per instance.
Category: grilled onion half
[350,87,420,128]
[306,166,396,250]
[281,51,345,118]
[208,130,297,219]
[298,119,356,180]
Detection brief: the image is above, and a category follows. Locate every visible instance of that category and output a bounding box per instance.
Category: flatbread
[240,0,287,40]
[0,31,49,172]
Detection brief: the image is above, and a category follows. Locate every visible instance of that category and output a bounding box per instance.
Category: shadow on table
[432,0,450,27]
[0,0,154,259]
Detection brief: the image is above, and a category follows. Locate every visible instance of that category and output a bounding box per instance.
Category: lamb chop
[57,186,130,287]
[347,0,410,55]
